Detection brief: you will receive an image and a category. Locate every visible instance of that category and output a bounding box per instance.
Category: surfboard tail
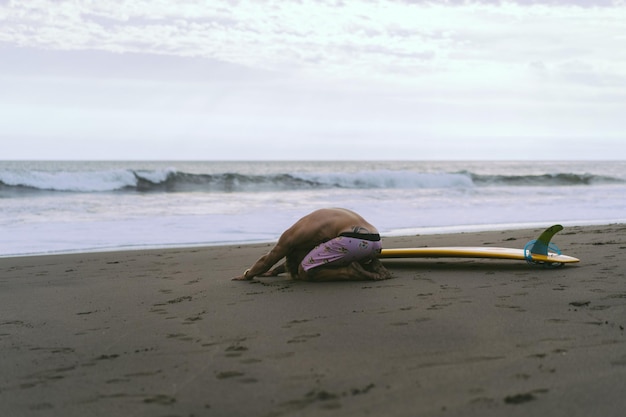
[524,224,565,267]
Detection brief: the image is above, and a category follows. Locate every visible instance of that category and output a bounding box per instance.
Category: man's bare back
[232,208,392,281]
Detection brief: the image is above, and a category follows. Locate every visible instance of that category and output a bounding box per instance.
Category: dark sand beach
[1,224,625,417]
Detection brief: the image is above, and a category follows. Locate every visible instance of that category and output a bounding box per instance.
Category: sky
[1,0,625,160]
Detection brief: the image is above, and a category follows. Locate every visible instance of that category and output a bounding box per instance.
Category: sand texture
[1,224,625,416]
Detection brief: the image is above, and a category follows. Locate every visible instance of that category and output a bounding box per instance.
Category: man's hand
[232,268,252,281]
[231,274,249,281]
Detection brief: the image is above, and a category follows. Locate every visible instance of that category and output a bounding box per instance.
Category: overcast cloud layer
[1,0,625,160]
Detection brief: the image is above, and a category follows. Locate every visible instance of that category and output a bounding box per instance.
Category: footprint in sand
[287,333,321,344]
[225,345,248,357]
[215,371,245,379]
[143,394,176,405]
[504,388,549,405]
[282,319,311,329]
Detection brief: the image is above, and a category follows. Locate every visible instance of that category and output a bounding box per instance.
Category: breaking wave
[0,168,622,194]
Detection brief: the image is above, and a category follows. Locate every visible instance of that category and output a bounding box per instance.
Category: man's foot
[361,258,393,280]
[351,261,392,280]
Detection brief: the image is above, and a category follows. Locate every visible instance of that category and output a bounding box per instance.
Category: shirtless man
[232,208,392,281]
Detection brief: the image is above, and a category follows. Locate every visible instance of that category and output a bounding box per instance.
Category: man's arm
[232,242,287,280]
[231,214,322,281]
[259,262,286,277]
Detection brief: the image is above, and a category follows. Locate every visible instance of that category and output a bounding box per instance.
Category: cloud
[2,0,625,100]
[2,0,624,87]
[1,0,625,160]
[0,0,625,77]
[0,46,268,82]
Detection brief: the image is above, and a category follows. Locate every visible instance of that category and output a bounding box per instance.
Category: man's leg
[361,258,393,280]
[298,261,392,281]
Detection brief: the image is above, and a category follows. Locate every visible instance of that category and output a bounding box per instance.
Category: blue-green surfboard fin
[529,224,564,255]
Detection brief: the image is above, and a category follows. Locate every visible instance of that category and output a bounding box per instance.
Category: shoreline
[1,224,625,416]
[3,219,625,259]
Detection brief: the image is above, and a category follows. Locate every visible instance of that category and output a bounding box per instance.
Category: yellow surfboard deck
[379,247,579,264]
[379,225,580,265]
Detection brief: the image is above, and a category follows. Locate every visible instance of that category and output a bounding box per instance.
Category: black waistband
[339,232,381,242]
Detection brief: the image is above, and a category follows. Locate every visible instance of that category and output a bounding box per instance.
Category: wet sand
[1,224,625,417]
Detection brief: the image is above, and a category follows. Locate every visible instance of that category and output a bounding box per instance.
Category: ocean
[1,160,625,257]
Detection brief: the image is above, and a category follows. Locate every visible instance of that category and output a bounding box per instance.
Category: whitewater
[1,160,625,257]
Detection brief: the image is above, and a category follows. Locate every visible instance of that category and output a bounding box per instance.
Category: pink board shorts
[301,233,382,271]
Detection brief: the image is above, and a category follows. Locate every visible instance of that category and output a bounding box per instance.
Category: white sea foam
[292,170,474,189]
[134,167,177,184]
[0,167,180,192]
[0,169,136,192]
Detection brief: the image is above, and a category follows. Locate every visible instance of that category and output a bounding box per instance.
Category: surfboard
[379,225,579,266]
